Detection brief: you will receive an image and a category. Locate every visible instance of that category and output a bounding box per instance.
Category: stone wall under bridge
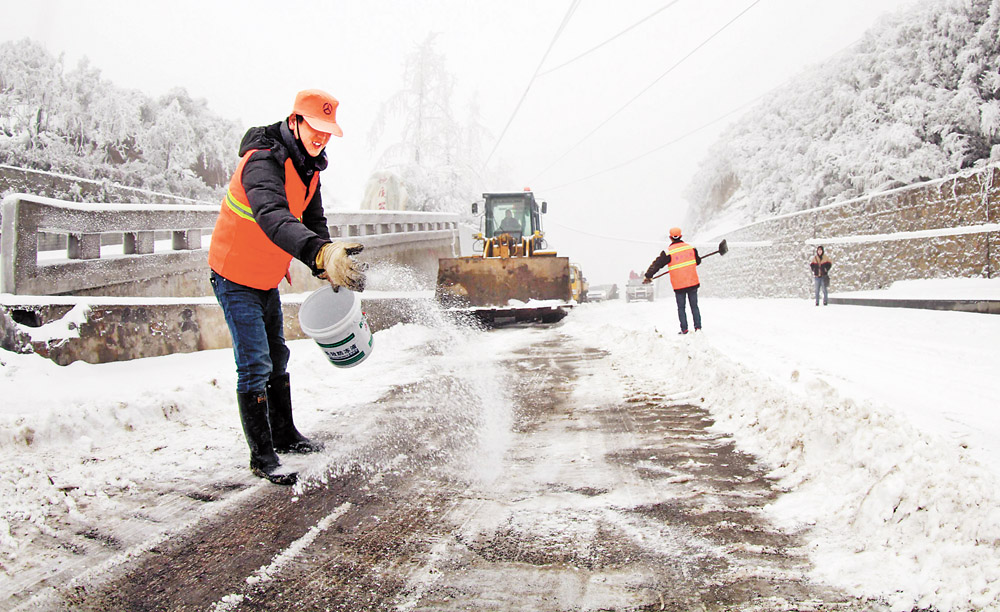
[689,164,999,300]
[0,193,458,364]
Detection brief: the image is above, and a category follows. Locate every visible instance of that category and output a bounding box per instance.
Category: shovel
[650,239,728,280]
[702,238,728,258]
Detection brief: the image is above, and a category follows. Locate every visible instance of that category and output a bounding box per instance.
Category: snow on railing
[0,193,458,296]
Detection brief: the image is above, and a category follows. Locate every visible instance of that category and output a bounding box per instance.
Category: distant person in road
[498,209,522,234]
[643,227,702,334]
[810,245,833,306]
[208,89,367,486]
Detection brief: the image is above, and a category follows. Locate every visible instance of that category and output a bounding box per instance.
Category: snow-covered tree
[0,39,64,153]
[368,34,490,213]
[685,0,1000,232]
[141,97,194,173]
[0,39,241,202]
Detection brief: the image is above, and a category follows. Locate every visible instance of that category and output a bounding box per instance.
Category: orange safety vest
[208,151,319,290]
[667,241,699,290]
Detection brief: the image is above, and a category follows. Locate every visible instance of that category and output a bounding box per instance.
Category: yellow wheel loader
[436,190,572,325]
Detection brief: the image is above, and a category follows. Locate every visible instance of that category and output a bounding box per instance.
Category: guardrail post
[68,233,101,259]
[172,229,201,250]
[124,231,155,255]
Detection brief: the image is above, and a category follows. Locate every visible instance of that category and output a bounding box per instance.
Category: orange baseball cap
[292,89,343,137]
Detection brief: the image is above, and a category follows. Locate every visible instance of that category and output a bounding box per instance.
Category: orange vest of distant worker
[667,240,699,290]
[208,151,318,290]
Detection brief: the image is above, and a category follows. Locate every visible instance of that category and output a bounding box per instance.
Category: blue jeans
[814,276,829,305]
[210,272,289,393]
[674,286,701,332]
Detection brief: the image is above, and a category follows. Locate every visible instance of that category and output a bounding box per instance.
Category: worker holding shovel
[643,227,713,334]
[208,89,366,485]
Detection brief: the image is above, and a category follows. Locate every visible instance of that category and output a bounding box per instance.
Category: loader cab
[475,192,547,251]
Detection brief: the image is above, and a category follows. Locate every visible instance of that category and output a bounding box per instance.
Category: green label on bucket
[331,351,366,366]
[322,342,360,363]
[318,333,355,349]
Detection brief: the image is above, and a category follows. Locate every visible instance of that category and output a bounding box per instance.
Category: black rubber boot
[237,391,297,485]
[266,373,324,454]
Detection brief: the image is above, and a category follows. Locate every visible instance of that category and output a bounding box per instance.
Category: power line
[482,0,582,170]
[540,30,873,245]
[537,100,758,247]
[546,218,666,245]
[538,94,764,192]
[530,0,763,183]
[536,0,685,78]
[537,31,870,193]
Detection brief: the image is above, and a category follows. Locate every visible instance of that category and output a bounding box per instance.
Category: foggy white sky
[2,0,926,284]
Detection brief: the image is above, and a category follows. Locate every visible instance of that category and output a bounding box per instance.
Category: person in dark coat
[208,89,366,485]
[810,245,833,306]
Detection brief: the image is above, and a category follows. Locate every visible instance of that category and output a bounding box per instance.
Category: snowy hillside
[0,40,242,202]
[685,0,1000,234]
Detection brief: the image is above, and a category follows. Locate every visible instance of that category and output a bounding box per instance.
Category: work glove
[316,242,367,292]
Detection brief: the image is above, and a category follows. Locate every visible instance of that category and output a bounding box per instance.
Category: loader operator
[643,227,702,335]
[498,209,522,235]
[209,89,367,486]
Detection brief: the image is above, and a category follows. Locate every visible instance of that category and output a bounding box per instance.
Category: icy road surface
[5,296,1000,610]
[54,338,860,611]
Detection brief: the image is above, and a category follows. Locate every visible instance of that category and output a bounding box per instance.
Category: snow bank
[562,299,1000,611]
[836,277,1000,301]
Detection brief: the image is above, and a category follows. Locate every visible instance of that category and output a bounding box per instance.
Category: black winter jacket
[238,121,331,276]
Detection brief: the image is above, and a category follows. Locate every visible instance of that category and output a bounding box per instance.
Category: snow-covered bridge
[0,192,459,297]
[0,192,458,363]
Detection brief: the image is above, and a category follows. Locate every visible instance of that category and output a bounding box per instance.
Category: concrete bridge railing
[0,193,459,297]
[0,192,459,364]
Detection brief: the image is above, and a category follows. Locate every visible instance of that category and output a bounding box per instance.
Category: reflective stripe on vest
[224,189,254,221]
[667,241,699,290]
[208,150,319,290]
[225,188,303,223]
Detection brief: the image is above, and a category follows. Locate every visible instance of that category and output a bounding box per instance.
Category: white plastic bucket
[298,286,373,368]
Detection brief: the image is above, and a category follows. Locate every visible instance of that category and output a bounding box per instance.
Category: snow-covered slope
[685,0,1000,230]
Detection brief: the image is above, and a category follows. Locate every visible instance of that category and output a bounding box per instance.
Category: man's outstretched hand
[316,242,367,292]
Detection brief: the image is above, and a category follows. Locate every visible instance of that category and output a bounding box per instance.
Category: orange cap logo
[292,89,343,137]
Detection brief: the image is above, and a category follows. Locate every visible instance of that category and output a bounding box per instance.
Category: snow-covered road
[3,293,1000,611]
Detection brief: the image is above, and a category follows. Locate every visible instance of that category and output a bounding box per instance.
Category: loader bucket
[435,256,572,308]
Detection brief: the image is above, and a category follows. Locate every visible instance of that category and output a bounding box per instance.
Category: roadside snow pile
[700,351,1000,612]
[563,301,1000,612]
